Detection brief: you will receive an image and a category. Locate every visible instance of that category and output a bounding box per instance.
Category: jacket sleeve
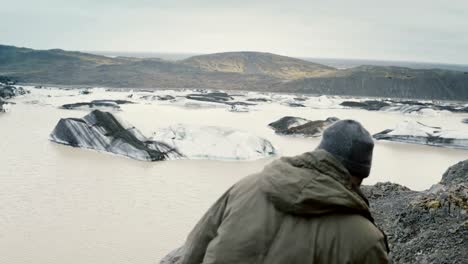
[358,238,389,264]
[180,189,231,264]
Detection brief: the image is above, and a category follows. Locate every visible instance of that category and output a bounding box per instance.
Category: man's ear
[350,175,363,187]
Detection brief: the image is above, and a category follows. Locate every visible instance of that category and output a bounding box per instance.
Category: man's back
[181,150,388,264]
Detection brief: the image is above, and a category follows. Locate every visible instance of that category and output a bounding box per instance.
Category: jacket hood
[261,150,371,217]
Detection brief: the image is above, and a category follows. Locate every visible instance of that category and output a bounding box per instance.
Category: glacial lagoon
[1,87,467,263]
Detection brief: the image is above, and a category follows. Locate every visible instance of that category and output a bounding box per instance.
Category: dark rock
[80,89,92,95]
[287,102,306,107]
[440,160,468,186]
[269,116,339,137]
[49,110,182,161]
[462,118,468,124]
[362,160,468,264]
[186,92,233,104]
[246,98,270,102]
[361,182,412,199]
[157,95,176,101]
[92,99,134,105]
[61,102,119,110]
[340,100,391,111]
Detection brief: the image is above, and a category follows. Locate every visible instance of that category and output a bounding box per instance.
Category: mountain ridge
[181,51,336,79]
[1,44,467,100]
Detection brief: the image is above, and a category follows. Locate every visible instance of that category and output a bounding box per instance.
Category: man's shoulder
[323,214,386,251]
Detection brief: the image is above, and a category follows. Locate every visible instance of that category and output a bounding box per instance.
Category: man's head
[318,120,374,184]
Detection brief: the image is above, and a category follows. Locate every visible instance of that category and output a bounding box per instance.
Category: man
[179,120,389,263]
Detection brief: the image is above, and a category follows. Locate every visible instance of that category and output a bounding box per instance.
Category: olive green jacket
[180,150,389,264]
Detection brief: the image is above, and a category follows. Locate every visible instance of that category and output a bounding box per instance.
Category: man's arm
[180,189,231,264]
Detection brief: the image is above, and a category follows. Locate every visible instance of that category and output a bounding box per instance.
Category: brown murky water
[0,88,467,263]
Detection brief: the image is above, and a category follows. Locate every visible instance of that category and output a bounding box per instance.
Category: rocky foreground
[161,160,467,264]
[361,160,467,264]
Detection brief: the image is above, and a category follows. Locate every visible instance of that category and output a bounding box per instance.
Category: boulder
[269,116,339,137]
[373,120,468,150]
[462,118,468,124]
[50,110,181,161]
[151,124,276,161]
[440,160,468,186]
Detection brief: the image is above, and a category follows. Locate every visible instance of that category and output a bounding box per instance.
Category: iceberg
[151,124,277,160]
[0,85,28,99]
[0,98,12,112]
[268,116,339,137]
[60,100,134,111]
[373,120,468,150]
[50,110,182,161]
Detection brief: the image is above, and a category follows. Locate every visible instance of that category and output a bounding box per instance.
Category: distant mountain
[0,45,284,89]
[181,52,335,79]
[1,45,467,100]
[302,57,468,72]
[272,65,468,100]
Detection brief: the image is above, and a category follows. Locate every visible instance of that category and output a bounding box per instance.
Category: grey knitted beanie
[318,119,374,178]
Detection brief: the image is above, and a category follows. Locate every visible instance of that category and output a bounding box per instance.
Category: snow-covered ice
[151,124,277,160]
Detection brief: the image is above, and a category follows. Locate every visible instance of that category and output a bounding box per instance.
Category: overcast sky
[1,0,467,64]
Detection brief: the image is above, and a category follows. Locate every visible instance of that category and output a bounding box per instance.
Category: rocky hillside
[273,65,468,100]
[181,52,335,79]
[0,45,280,90]
[1,44,468,100]
[361,160,467,264]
